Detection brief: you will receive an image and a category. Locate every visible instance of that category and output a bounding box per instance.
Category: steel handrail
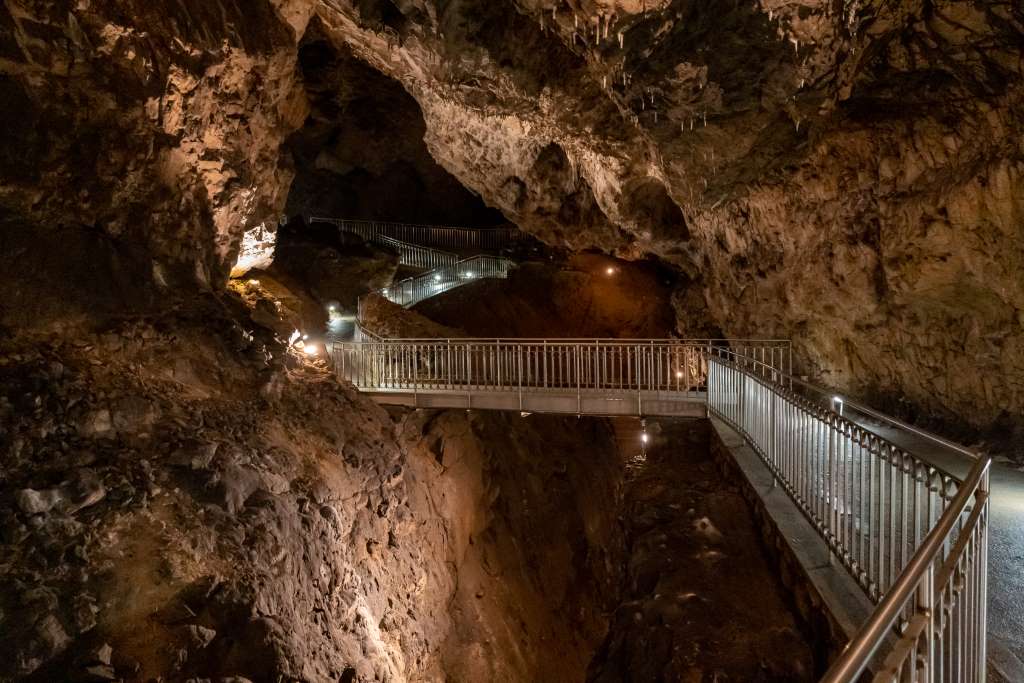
[343,336,792,344]
[708,347,983,461]
[707,349,989,681]
[359,254,515,315]
[820,456,990,682]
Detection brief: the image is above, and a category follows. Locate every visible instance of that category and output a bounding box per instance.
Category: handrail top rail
[311,216,520,234]
[379,254,512,287]
[709,349,985,462]
[819,454,991,682]
[335,337,793,345]
[709,353,966,483]
[374,234,458,258]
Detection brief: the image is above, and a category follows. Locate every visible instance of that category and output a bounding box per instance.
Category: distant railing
[375,234,458,270]
[311,217,525,251]
[358,254,515,317]
[706,349,990,682]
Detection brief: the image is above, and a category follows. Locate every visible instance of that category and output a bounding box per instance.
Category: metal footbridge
[330,332,991,683]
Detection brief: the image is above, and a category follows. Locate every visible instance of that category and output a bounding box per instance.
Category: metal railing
[333,338,791,397]
[311,217,525,250]
[375,234,458,270]
[706,349,990,682]
[359,254,515,314]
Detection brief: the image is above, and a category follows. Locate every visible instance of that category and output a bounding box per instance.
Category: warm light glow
[289,330,301,346]
[304,344,318,356]
[675,370,684,378]
[606,267,616,275]
[641,432,649,444]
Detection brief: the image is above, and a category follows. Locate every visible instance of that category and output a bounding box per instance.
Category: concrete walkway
[847,416,1024,681]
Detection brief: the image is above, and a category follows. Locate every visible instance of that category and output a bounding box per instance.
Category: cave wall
[2,0,1020,432]
[296,0,1023,436]
[0,0,311,297]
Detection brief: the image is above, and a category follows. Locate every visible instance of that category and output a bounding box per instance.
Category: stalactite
[618,31,624,49]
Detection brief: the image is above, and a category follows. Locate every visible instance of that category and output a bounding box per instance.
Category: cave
[0,2,1021,683]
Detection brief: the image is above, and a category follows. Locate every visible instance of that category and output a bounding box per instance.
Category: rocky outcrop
[0,295,626,681]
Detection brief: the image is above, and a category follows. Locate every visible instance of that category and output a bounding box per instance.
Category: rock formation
[2,0,1020,439]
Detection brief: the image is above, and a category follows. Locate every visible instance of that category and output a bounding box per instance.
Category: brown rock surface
[4,0,1020,437]
[0,295,623,681]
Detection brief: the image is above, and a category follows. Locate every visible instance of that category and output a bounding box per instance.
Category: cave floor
[588,417,817,682]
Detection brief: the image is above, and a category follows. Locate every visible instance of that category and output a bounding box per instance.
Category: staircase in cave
[318,217,520,346]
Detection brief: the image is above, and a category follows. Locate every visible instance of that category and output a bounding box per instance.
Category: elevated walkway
[328,334,992,682]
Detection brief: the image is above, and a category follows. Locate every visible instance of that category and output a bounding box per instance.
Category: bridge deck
[360,386,708,417]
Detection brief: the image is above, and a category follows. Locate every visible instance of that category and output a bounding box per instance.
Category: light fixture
[641,432,649,444]
[605,266,615,275]
[434,274,441,282]
[466,271,475,278]
[675,370,683,379]
[304,344,318,356]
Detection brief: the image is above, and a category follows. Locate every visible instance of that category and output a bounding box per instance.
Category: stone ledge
[709,416,881,675]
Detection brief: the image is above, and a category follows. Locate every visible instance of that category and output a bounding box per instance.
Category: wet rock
[80,664,117,681]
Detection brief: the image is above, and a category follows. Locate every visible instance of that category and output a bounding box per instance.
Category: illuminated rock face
[2,0,1021,432]
[230,221,278,278]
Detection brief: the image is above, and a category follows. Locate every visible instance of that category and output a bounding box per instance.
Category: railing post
[465,343,472,409]
[412,344,419,408]
[920,563,935,679]
[575,344,582,414]
[518,343,523,411]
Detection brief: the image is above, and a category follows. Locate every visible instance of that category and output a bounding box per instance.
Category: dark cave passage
[285,21,507,228]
